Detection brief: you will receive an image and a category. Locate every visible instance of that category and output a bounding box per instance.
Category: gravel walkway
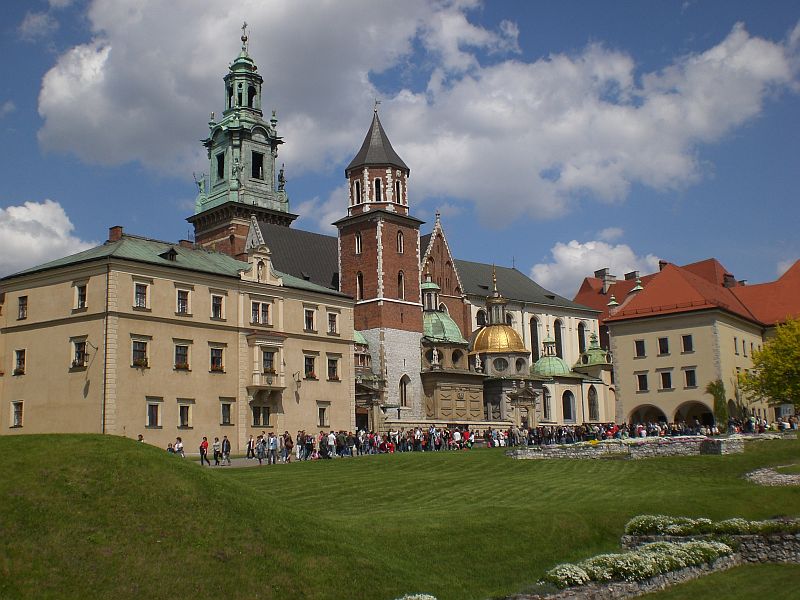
[745,466,800,487]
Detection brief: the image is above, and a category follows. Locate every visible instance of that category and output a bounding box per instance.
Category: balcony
[251,370,285,389]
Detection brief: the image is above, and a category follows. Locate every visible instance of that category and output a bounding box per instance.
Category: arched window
[543,387,552,421]
[399,375,410,407]
[476,310,486,328]
[515,358,526,373]
[452,350,463,367]
[394,180,401,203]
[562,390,575,422]
[554,319,564,359]
[356,272,364,301]
[354,180,362,204]
[438,303,448,314]
[397,271,405,300]
[530,317,540,361]
[578,322,587,354]
[588,386,599,421]
[247,85,257,108]
[505,313,514,326]
[374,178,383,202]
[355,232,362,255]
[397,230,404,254]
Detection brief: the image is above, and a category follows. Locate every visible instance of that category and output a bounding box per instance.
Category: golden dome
[471,324,527,354]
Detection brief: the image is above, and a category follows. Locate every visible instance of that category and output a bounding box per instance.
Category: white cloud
[0,101,15,118]
[531,239,660,299]
[0,200,96,276]
[19,11,59,41]
[777,258,797,277]
[597,227,624,242]
[292,185,348,235]
[49,0,75,8]
[36,2,799,225]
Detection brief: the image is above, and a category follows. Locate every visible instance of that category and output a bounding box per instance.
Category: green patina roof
[420,279,440,291]
[531,355,572,377]
[575,333,612,368]
[3,235,346,297]
[423,311,467,344]
[354,330,368,346]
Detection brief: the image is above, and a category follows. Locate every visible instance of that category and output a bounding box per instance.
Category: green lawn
[642,563,800,599]
[775,463,800,475]
[1,435,799,600]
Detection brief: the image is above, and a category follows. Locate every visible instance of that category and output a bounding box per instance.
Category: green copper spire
[194,24,290,217]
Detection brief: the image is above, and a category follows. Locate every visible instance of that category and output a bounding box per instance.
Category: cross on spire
[241,21,249,52]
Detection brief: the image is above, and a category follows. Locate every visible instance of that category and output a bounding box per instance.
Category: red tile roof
[731,260,800,326]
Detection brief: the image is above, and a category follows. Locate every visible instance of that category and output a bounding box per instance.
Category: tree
[706,379,728,426]
[740,317,800,410]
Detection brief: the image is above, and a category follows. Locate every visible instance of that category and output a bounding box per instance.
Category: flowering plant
[625,514,800,536]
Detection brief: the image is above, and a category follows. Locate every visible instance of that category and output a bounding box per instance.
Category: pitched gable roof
[256,221,339,291]
[731,260,800,326]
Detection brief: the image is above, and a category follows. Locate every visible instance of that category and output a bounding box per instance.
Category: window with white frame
[146,397,162,428]
[317,403,329,427]
[211,294,224,319]
[18,296,27,320]
[327,357,339,380]
[134,282,149,309]
[681,334,694,353]
[14,349,26,375]
[684,368,697,388]
[252,405,270,427]
[355,232,362,254]
[658,337,669,355]
[210,347,224,372]
[174,344,190,370]
[262,349,275,373]
[11,401,23,427]
[220,399,233,426]
[177,400,193,429]
[251,300,270,325]
[397,230,404,254]
[374,178,383,202]
[660,371,673,390]
[132,340,149,368]
[304,355,316,379]
[636,372,649,392]
[75,284,88,310]
[328,312,338,334]
[72,339,87,368]
[304,308,316,331]
[176,289,191,315]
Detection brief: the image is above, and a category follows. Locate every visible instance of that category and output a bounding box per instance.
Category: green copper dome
[423,311,467,344]
[531,355,571,377]
[576,333,611,368]
[420,279,440,292]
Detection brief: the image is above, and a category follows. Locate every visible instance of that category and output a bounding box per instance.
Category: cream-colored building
[0,228,355,450]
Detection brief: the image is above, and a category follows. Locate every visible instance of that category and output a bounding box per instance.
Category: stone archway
[674,401,714,426]
[628,404,668,424]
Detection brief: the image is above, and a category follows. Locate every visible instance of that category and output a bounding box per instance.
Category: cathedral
[186,33,614,433]
[0,31,614,447]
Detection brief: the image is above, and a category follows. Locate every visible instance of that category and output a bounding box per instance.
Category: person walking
[267,432,278,465]
[175,437,185,458]
[212,437,221,466]
[221,435,232,466]
[199,436,211,466]
[256,435,266,465]
[246,435,255,460]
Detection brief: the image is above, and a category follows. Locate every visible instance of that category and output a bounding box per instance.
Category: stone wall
[622,533,800,564]
[507,437,744,460]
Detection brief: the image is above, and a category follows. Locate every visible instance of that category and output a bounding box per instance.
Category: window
[397,230,404,254]
[178,402,192,429]
[146,398,162,428]
[562,391,575,422]
[211,295,224,319]
[750,342,755,356]
[251,151,264,179]
[543,388,552,421]
[374,178,382,202]
[530,317,540,361]
[356,272,364,300]
[304,309,315,331]
[210,347,224,372]
[681,334,693,353]
[18,296,27,320]
[493,357,509,372]
[176,289,190,315]
[304,356,316,379]
[251,301,270,325]
[174,345,189,370]
[354,180,362,204]
[658,337,669,355]
[220,401,233,426]
[397,271,405,300]
[13,350,26,375]
[328,313,338,334]
[132,341,148,368]
[11,401,23,428]
[394,180,401,203]
[216,153,225,180]
[634,340,646,358]
[742,339,747,357]
[327,357,339,380]
[577,322,587,354]
[399,375,410,407]
[262,350,275,373]
[660,371,673,390]
[685,369,697,388]
[252,405,270,427]
[72,340,87,368]
[76,285,87,309]
[636,373,648,392]
[554,319,563,358]
[734,337,739,355]
[317,405,329,428]
[588,387,599,421]
[476,310,486,328]
[134,283,148,309]
[355,232,362,254]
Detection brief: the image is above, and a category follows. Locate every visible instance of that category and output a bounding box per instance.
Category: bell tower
[335,108,423,415]
[188,24,296,259]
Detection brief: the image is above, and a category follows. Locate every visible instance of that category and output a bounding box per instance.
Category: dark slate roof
[454,259,597,312]
[420,233,432,255]
[257,222,340,291]
[345,111,409,174]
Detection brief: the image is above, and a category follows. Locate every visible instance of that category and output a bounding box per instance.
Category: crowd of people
[149,414,797,465]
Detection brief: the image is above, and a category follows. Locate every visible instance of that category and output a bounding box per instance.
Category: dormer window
[159,248,178,262]
[374,178,382,202]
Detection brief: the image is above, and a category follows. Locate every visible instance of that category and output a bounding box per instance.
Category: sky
[1,0,799,298]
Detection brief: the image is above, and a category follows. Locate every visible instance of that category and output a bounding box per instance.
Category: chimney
[178,240,193,249]
[658,260,669,271]
[723,273,736,288]
[594,268,617,294]
[108,226,123,242]
[624,271,640,281]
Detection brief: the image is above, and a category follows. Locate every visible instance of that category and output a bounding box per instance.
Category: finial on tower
[374,98,381,113]
[241,21,249,52]
[492,265,497,292]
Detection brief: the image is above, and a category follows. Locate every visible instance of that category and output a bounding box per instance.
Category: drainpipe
[101,261,110,434]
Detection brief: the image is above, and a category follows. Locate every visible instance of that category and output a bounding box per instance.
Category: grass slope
[642,564,800,599]
[1,435,799,600]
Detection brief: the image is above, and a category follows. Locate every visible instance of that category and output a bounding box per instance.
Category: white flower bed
[393,595,438,600]
[625,514,800,536]
[541,540,733,589]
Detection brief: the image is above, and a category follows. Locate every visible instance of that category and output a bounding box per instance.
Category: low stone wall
[505,556,741,600]
[622,532,800,563]
[507,437,744,460]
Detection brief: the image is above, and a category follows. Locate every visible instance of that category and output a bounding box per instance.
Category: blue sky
[1,0,799,297]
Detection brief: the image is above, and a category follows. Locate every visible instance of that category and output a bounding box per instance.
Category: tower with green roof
[189,24,297,259]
